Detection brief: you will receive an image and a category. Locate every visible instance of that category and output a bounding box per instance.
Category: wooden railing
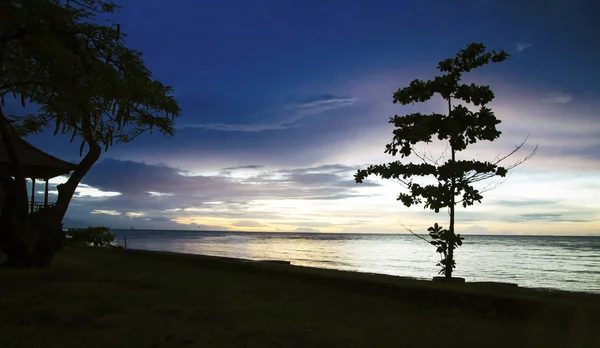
[31,202,56,213]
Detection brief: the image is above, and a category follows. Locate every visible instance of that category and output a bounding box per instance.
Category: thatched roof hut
[0,135,77,212]
[0,135,76,179]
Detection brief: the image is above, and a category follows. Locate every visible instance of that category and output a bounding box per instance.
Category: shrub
[65,226,116,247]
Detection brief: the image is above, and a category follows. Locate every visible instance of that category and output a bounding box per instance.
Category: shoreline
[123,247,600,296]
[108,228,600,237]
[111,231,600,294]
[121,247,600,306]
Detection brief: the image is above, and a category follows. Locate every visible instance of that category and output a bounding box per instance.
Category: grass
[0,246,598,348]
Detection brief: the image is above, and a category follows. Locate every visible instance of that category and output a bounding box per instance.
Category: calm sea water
[111,230,600,294]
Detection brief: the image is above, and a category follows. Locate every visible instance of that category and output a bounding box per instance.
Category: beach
[0,246,598,347]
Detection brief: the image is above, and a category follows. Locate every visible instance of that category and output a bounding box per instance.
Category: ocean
[111,230,600,294]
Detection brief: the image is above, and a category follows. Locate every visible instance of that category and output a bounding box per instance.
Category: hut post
[44,179,49,208]
[30,178,36,213]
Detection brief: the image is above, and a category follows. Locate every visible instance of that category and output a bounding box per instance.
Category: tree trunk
[0,107,33,267]
[55,142,101,221]
[0,107,101,268]
[0,176,32,267]
[1,206,66,268]
[446,187,456,279]
[445,97,455,279]
[28,207,67,267]
[445,242,454,278]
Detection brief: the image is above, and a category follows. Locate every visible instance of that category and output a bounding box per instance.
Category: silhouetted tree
[355,43,537,279]
[0,0,180,267]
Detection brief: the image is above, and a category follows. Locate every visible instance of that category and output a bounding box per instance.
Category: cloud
[34,177,121,199]
[221,164,265,171]
[509,213,595,223]
[180,94,356,132]
[183,122,293,132]
[62,155,600,234]
[62,216,92,228]
[91,210,121,216]
[65,158,380,229]
[453,82,600,171]
[292,227,321,233]
[145,217,172,223]
[515,213,562,221]
[541,92,572,105]
[82,159,232,198]
[515,42,532,53]
[148,191,174,197]
[231,220,266,227]
[82,159,375,203]
[283,221,332,228]
[75,212,233,231]
[290,95,357,112]
[219,164,266,176]
[462,225,489,234]
[492,199,559,207]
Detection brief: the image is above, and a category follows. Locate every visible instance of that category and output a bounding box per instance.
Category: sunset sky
[17,0,600,235]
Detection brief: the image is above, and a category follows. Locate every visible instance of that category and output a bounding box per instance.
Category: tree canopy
[0,0,181,267]
[1,0,180,152]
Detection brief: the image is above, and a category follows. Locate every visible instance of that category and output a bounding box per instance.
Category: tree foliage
[65,226,116,248]
[0,0,180,267]
[355,43,536,278]
[1,0,180,151]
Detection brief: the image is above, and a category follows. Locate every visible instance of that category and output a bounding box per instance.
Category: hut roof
[0,135,77,179]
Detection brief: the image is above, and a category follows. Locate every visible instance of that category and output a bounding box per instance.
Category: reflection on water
[112,230,600,294]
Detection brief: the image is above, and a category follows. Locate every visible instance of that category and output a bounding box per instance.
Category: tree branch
[493,134,538,169]
[399,222,431,245]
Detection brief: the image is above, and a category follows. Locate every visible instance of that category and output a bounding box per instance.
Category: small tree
[355,43,537,279]
[0,0,180,267]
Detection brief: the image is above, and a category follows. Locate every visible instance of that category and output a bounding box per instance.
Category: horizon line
[91,228,600,237]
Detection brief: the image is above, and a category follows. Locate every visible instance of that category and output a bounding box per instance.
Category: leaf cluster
[0,0,180,154]
[428,223,464,275]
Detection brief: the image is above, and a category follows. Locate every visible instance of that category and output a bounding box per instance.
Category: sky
[16,0,600,235]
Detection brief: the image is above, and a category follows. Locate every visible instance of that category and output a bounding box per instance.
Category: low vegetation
[0,247,597,347]
[64,226,116,247]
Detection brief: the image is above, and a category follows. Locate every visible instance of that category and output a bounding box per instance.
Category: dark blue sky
[20,0,600,234]
[115,0,597,98]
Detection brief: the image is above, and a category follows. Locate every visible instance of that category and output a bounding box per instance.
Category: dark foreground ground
[0,247,598,348]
